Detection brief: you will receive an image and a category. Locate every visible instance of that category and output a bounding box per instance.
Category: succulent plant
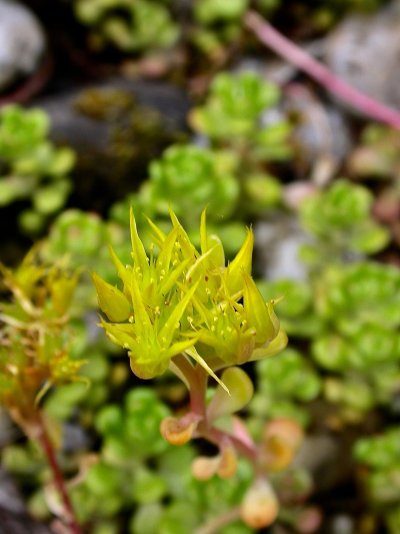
[0,105,75,234]
[299,180,390,264]
[355,428,400,534]
[74,0,179,53]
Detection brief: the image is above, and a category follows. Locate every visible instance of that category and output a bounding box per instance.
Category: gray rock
[0,467,25,514]
[0,0,46,91]
[324,0,400,111]
[283,85,352,184]
[254,214,310,282]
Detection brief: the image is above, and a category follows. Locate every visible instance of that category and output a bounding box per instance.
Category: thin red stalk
[172,356,257,462]
[172,354,207,417]
[204,425,258,464]
[36,413,82,534]
[245,10,400,129]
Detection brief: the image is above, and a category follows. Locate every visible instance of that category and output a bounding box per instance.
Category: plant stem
[35,412,82,534]
[204,425,258,464]
[172,354,207,417]
[172,354,259,463]
[245,10,400,129]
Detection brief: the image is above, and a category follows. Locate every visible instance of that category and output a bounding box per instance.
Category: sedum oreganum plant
[93,208,295,530]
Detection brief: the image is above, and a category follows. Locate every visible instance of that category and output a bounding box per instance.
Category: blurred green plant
[110,144,247,254]
[74,0,179,53]
[349,125,400,181]
[190,71,292,213]
[354,428,400,534]
[191,0,281,60]
[250,348,322,427]
[110,72,291,258]
[190,71,290,154]
[191,0,249,59]
[299,180,390,265]
[281,0,387,33]
[0,105,75,235]
[260,259,400,424]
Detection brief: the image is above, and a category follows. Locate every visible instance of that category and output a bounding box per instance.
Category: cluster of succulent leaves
[261,250,400,421]
[71,0,385,60]
[248,178,396,436]
[1,386,254,534]
[74,0,179,53]
[110,71,290,256]
[273,0,387,33]
[75,387,258,534]
[354,428,400,534]
[72,0,281,60]
[0,105,75,234]
[0,249,84,428]
[189,71,292,209]
[298,179,390,265]
[348,125,400,181]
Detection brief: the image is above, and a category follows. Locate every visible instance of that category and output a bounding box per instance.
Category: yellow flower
[94,208,286,381]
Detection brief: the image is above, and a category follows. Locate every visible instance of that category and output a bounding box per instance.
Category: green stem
[35,412,82,534]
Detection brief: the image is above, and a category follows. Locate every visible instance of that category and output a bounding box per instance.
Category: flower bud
[160,416,198,446]
[191,456,220,481]
[217,446,237,479]
[259,418,304,472]
[240,478,279,529]
[92,272,131,322]
[191,446,237,481]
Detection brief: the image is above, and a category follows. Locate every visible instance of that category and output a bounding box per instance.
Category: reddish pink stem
[36,413,82,534]
[245,10,400,129]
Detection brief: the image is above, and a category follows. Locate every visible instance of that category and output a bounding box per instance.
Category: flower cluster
[0,250,84,428]
[93,209,287,383]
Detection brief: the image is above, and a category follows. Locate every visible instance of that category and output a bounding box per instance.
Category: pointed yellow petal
[145,215,166,246]
[200,208,208,255]
[226,229,254,295]
[200,209,225,267]
[100,320,136,350]
[129,271,152,330]
[249,329,288,361]
[159,282,199,346]
[160,258,191,295]
[169,208,197,259]
[130,208,148,271]
[156,227,178,271]
[185,346,229,394]
[109,246,130,289]
[163,337,199,360]
[92,272,131,322]
[243,273,277,344]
